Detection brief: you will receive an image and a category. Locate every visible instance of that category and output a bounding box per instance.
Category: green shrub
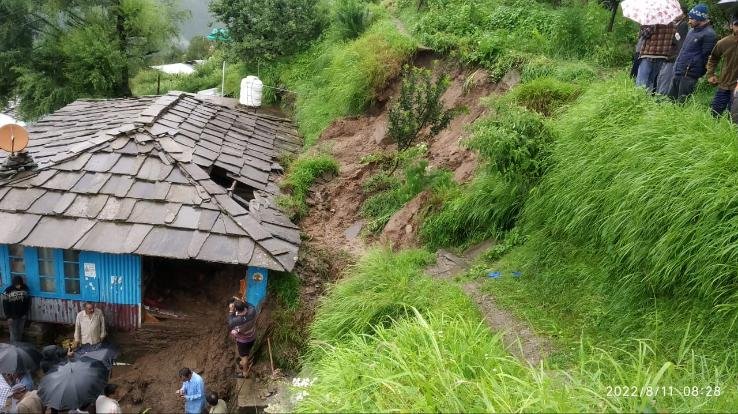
[507,77,582,116]
[334,0,375,40]
[361,158,452,233]
[387,66,456,150]
[280,153,339,219]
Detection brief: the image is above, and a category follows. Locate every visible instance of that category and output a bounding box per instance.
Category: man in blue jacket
[668,4,717,102]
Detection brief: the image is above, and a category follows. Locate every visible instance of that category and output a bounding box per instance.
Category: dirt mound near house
[301,60,509,254]
[112,263,243,413]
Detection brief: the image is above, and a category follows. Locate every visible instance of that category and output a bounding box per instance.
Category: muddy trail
[298,56,551,365]
[425,244,552,366]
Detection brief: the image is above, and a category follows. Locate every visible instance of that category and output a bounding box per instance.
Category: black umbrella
[78,345,118,370]
[0,342,41,373]
[38,360,107,410]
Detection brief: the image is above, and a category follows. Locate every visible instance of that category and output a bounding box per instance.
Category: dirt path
[426,244,552,366]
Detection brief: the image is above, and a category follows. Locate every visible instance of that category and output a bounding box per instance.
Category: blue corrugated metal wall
[0,245,142,329]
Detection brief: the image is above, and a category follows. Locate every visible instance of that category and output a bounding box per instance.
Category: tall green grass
[523,76,738,311]
[281,19,415,146]
[308,249,472,349]
[279,153,339,220]
[398,0,634,78]
[298,248,738,412]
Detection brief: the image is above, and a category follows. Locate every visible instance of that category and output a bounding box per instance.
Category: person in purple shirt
[176,367,205,414]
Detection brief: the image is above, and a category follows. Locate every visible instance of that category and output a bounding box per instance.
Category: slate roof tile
[0,93,303,270]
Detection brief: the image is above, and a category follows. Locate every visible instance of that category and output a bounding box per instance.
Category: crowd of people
[632,3,738,122]
[2,271,260,414]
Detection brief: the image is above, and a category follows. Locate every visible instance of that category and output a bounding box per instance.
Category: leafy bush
[421,103,555,248]
[209,0,324,61]
[507,77,582,116]
[361,158,452,233]
[280,153,339,219]
[468,102,555,185]
[334,0,375,40]
[387,66,456,150]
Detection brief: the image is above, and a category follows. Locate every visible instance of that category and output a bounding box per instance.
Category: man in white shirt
[73,302,106,352]
[95,383,122,414]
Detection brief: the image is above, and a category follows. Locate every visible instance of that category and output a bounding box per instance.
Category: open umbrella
[621,0,683,25]
[78,345,118,371]
[0,342,41,373]
[38,360,107,410]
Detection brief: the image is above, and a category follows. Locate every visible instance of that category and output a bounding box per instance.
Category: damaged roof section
[0,93,302,272]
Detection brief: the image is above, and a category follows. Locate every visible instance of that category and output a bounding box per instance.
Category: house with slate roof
[0,92,302,330]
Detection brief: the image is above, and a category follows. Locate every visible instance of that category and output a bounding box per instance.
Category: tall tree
[0,0,186,119]
[209,0,324,61]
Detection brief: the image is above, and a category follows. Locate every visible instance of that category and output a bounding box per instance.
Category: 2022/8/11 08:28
[606,385,721,398]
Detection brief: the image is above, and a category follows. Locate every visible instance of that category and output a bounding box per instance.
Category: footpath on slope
[299,59,550,366]
[425,243,551,366]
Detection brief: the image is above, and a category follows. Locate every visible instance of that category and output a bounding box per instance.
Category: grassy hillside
[288,1,738,412]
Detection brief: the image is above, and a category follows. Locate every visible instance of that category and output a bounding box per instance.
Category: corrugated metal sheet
[0,298,139,331]
[82,252,141,305]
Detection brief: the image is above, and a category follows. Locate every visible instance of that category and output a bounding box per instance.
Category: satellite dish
[0,124,29,154]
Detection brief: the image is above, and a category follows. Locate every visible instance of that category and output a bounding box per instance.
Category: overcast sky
[176,0,216,44]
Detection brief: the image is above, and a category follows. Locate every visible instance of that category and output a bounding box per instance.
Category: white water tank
[240,76,263,107]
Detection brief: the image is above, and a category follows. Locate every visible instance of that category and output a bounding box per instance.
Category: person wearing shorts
[227,300,257,377]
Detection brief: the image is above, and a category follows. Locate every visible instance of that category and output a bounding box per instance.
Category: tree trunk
[607,1,618,33]
[114,0,132,96]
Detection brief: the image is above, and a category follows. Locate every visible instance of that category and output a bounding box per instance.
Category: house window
[37,248,56,293]
[63,250,81,295]
[8,245,26,285]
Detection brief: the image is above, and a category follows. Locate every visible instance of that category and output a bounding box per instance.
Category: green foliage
[521,57,598,83]
[307,249,470,349]
[271,272,301,311]
[281,19,415,145]
[280,153,339,219]
[209,0,324,61]
[333,0,376,40]
[184,35,213,61]
[507,77,582,116]
[421,103,555,248]
[387,66,456,150]
[398,0,634,79]
[523,76,738,311]
[5,0,184,119]
[301,248,738,412]
[361,157,452,233]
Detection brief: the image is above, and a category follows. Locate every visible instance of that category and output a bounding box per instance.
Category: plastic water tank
[240,76,263,107]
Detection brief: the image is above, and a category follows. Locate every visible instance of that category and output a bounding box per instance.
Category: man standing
[177,367,205,414]
[636,23,677,92]
[73,302,106,353]
[206,392,228,414]
[656,13,690,95]
[706,18,738,116]
[227,300,257,378]
[3,276,30,342]
[669,4,717,102]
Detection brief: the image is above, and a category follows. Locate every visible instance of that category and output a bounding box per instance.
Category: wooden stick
[267,337,274,375]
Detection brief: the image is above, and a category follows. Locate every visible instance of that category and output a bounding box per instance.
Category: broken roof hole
[209,165,255,206]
